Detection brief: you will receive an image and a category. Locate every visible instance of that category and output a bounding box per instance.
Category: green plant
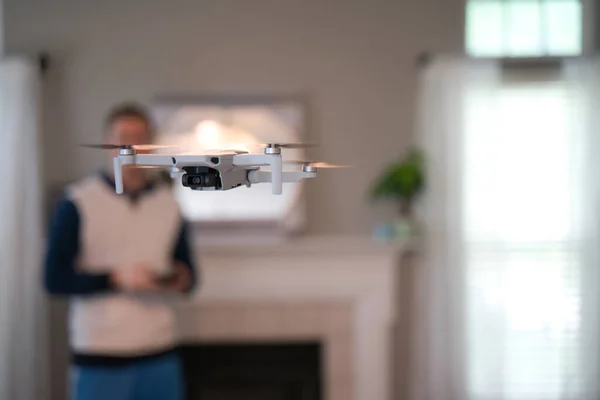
[370,147,425,216]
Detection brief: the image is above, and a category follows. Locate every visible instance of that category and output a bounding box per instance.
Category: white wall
[5,0,464,235]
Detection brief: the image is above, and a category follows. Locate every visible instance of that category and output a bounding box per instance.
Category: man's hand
[163,262,192,293]
[110,263,160,292]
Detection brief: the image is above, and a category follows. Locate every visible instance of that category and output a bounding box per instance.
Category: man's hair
[104,102,155,138]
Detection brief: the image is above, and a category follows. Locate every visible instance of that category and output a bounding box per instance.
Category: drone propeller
[261,142,319,149]
[80,143,177,151]
[177,149,249,156]
[285,161,349,169]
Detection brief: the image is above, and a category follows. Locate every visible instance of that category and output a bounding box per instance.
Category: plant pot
[392,215,418,239]
[393,199,419,239]
[373,222,394,242]
[373,216,419,242]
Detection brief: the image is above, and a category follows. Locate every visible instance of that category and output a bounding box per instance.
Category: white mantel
[176,235,412,400]
[194,235,409,255]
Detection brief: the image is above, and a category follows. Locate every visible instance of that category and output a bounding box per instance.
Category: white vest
[66,175,182,355]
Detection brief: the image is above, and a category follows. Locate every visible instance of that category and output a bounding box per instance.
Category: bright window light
[466,0,583,57]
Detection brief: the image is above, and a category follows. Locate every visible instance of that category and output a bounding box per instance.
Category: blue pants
[71,352,185,400]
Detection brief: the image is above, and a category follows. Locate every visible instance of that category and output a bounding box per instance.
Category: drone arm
[132,154,176,166]
[113,154,174,194]
[247,170,317,184]
[246,170,270,184]
[233,154,283,195]
[232,154,270,166]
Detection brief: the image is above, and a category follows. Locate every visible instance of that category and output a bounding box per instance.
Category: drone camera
[181,166,222,190]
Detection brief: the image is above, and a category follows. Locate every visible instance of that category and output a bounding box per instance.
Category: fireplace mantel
[194,235,410,256]
[176,235,413,400]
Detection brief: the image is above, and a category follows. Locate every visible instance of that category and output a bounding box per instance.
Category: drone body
[106,144,334,195]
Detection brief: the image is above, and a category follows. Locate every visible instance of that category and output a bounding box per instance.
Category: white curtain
[413,56,600,400]
[0,57,49,400]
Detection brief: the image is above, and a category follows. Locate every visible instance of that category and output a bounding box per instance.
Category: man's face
[106,116,152,187]
[106,116,151,154]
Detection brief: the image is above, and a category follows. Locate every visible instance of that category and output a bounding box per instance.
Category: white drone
[81,143,345,195]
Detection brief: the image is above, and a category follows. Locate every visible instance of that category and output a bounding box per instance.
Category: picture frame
[150,94,308,244]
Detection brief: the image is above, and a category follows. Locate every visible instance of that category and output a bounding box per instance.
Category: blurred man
[43,103,198,400]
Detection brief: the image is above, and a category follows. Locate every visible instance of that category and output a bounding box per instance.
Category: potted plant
[370,147,425,239]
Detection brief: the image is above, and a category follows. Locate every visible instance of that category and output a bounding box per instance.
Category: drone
[81,142,346,195]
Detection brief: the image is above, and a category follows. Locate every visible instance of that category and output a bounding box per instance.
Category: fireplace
[180,342,322,400]
[175,236,410,400]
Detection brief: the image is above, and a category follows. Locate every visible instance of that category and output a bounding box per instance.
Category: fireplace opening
[179,341,323,400]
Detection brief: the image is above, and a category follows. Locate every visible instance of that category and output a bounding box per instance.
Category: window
[463,79,585,398]
[461,2,590,397]
[417,2,592,397]
[465,0,584,57]
[416,54,600,400]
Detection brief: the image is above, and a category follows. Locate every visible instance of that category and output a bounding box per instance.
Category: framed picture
[150,95,308,244]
